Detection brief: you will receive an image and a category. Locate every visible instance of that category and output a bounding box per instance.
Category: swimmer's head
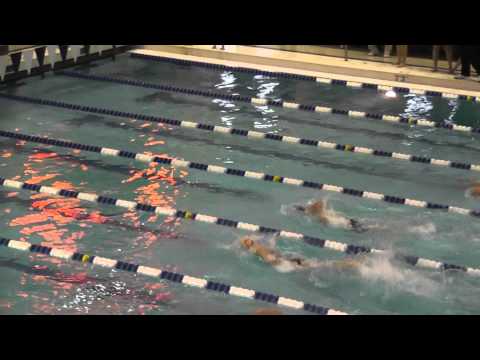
[306,200,325,215]
[469,185,480,198]
[240,237,255,250]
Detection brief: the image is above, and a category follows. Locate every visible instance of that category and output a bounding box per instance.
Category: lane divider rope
[1,129,478,218]
[59,70,480,136]
[0,92,478,174]
[1,176,478,277]
[0,237,345,315]
[129,52,480,103]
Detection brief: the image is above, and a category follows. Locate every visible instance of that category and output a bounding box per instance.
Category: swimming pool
[1,51,480,315]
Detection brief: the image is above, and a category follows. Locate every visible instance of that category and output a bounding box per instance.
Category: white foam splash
[408,222,436,235]
[358,256,441,298]
[274,260,298,273]
[323,207,351,229]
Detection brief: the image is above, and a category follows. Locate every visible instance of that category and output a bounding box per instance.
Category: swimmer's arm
[254,246,280,265]
[266,232,280,248]
[314,214,329,225]
[334,258,362,270]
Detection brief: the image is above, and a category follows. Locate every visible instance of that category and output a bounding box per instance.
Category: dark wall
[353,45,460,59]
[0,45,8,56]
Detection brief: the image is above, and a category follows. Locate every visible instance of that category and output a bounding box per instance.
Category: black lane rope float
[59,70,480,136]
[1,177,479,277]
[0,237,346,315]
[0,129,477,218]
[130,51,480,102]
[0,93,478,174]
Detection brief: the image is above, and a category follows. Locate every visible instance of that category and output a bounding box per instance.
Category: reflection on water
[402,95,434,119]
[60,279,172,315]
[215,71,237,90]
[446,98,459,124]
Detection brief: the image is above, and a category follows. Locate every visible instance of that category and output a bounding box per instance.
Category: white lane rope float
[0,93,478,174]
[129,52,480,103]
[1,129,478,218]
[0,237,346,315]
[59,70,480,136]
[1,176,479,277]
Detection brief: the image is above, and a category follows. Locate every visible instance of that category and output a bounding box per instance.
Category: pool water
[1,53,480,315]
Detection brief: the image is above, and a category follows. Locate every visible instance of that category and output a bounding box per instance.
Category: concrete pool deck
[135,45,480,98]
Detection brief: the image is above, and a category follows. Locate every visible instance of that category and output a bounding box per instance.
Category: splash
[357,255,441,298]
[408,222,436,235]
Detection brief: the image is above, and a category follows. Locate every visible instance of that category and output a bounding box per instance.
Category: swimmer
[294,199,367,233]
[466,182,480,199]
[240,236,313,270]
[240,236,363,272]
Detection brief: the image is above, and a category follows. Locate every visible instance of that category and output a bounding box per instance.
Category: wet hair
[241,237,255,249]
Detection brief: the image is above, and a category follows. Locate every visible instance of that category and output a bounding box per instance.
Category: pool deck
[135,45,480,98]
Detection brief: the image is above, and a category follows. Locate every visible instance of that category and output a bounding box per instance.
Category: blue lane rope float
[1,176,478,276]
[59,70,480,136]
[0,237,346,315]
[0,93,478,174]
[129,52,480,103]
[1,129,478,218]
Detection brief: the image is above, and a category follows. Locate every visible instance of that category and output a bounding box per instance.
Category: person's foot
[212,45,217,49]
[455,75,467,80]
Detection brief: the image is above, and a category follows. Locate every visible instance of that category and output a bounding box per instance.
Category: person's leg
[402,45,408,66]
[368,45,380,56]
[472,61,480,79]
[445,46,454,74]
[461,46,472,77]
[432,45,440,72]
[397,45,408,67]
[384,45,393,57]
[450,46,461,74]
[472,46,480,78]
